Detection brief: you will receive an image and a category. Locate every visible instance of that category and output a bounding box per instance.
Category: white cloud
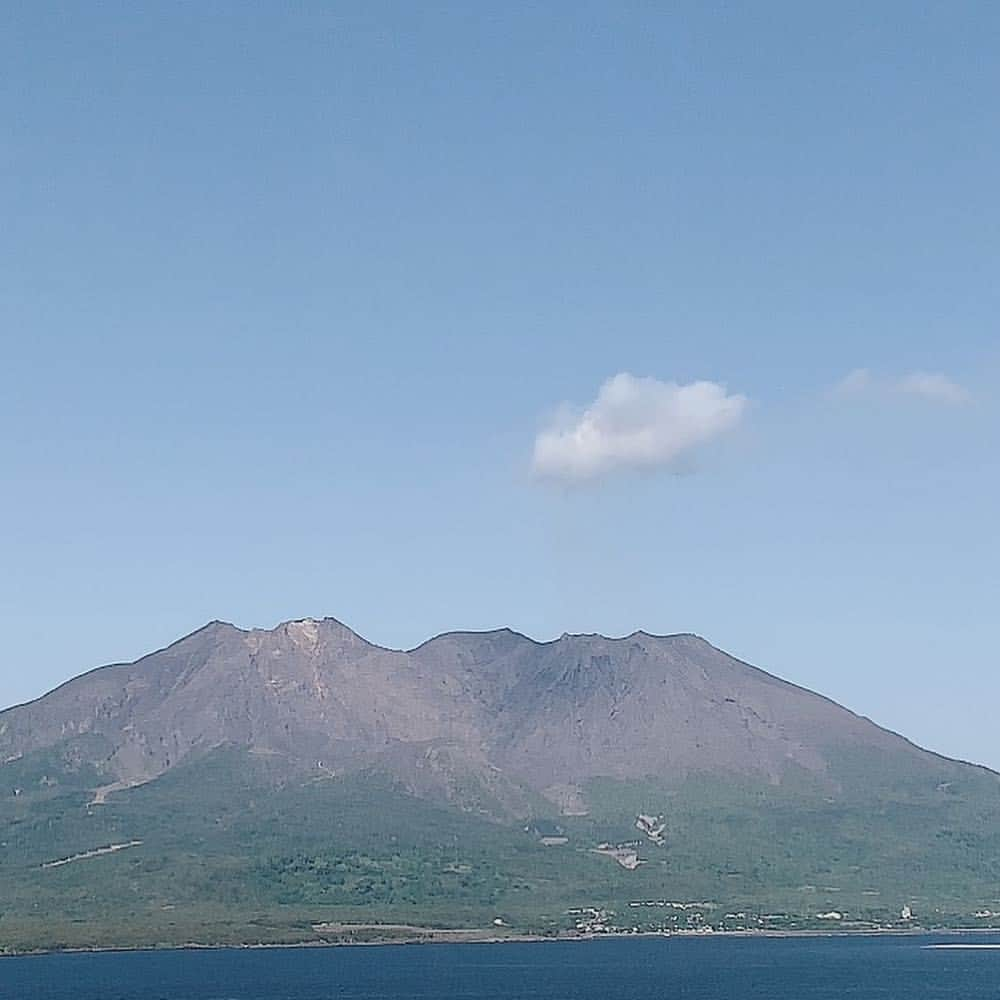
[894,372,971,405]
[833,369,970,405]
[532,373,748,482]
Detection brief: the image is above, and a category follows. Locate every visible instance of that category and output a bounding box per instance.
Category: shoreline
[3,925,999,959]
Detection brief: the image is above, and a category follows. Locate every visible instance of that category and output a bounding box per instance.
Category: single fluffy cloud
[532,373,748,482]
[834,369,970,405]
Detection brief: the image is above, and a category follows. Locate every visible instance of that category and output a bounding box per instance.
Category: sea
[1,934,998,999]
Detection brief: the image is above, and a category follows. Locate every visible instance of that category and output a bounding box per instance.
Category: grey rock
[0,617,986,815]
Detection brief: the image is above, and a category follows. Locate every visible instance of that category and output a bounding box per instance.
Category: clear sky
[3,3,998,768]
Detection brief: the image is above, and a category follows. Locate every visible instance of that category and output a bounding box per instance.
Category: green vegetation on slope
[2,744,1000,952]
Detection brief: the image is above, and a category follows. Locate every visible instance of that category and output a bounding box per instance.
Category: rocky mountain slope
[2,616,998,951]
[0,616,964,815]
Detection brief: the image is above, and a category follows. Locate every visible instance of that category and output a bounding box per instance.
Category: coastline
[3,924,999,959]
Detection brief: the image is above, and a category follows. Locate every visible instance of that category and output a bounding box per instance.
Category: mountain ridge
[2,615,994,805]
[3,614,1000,950]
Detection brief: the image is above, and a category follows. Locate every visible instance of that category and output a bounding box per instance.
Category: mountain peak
[2,613,975,813]
[262,616,374,652]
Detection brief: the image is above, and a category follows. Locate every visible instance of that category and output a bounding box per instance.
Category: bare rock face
[0,616,975,816]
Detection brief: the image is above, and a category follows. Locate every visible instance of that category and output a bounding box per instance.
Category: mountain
[0,617,956,805]
[1,617,999,951]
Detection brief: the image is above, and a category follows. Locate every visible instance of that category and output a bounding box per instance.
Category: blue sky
[2,3,998,767]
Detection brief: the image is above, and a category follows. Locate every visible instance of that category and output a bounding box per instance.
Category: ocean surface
[1,934,999,1000]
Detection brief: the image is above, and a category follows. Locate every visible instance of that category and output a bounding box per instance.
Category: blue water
[1,934,998,999]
